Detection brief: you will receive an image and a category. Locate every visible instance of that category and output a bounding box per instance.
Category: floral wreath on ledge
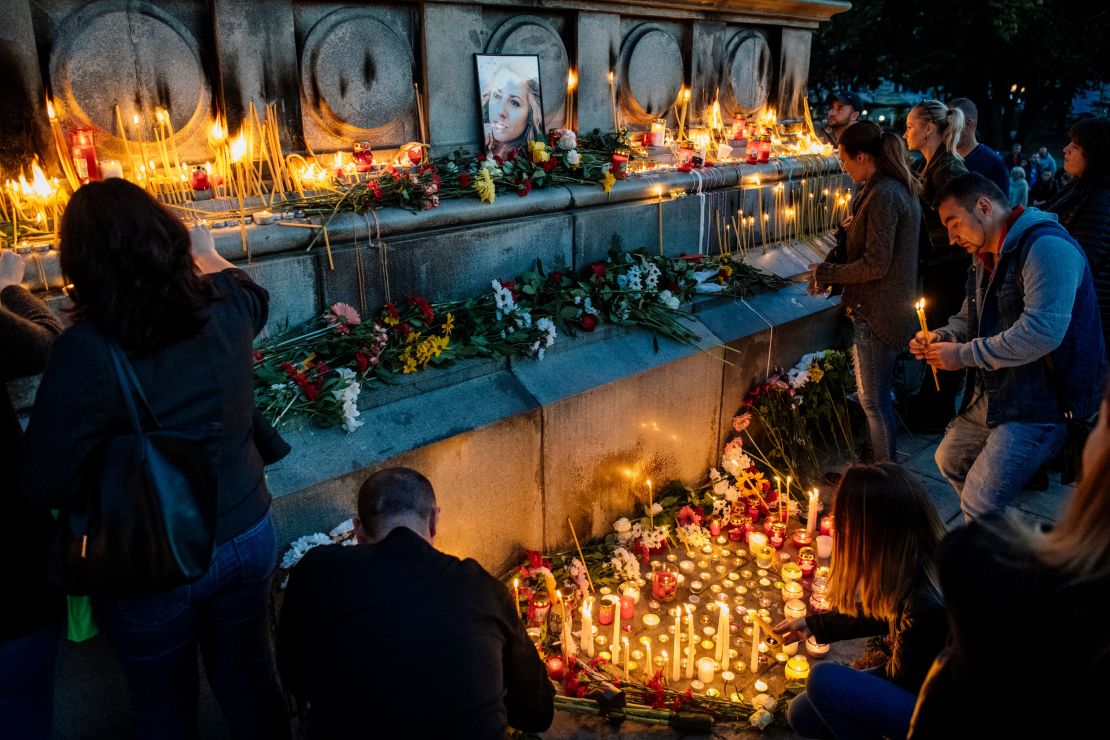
[253,247,790,431]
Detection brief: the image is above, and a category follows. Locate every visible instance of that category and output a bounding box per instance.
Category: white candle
[612,596,621,664]
[622,637,630,680]
[643,637,653,679]
[747,532,768,550]
[671,613,682,681]
[749,623,759,674]
[816,535,834,559]
[696,657,716,683]
[581,599,594,657]
[664,649,673,682]
[685,606,696,679]
[806,489,820,534]
[100,159,124,179]
[721,603,730,670]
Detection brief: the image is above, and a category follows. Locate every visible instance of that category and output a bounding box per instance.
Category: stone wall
[4,0,852,573]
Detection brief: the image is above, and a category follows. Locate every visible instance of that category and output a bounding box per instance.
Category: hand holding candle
[914,299,942,391]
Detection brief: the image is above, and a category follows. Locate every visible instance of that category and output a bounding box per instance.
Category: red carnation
[549,271,564,284]
[354,351,371,373]
[458,172,471,188]
[589,262,607,282]
[542,158,558,174]
[581,314,598,332]
[398,322,412,337]
[516,177,532,197]
[252,351,264,362]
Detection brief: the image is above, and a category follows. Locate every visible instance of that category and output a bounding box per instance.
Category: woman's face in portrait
[903,111,931,153]
[487,67,530,143]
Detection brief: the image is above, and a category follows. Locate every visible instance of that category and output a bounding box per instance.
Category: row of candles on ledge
[526,485,836,697]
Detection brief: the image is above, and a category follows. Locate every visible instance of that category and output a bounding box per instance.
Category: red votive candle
[546,655,566,680]
[597,598,615,626]
[799,548,816,578]
[70,129,101,183]
[820,515,835,537]
[770,522,787,549]
[792,528,813,549]
[708,514,721,537]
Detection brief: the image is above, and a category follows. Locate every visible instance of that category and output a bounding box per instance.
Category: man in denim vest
[910,173,1107,521]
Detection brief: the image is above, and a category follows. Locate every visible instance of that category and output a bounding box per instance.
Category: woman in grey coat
[809,121,922,461]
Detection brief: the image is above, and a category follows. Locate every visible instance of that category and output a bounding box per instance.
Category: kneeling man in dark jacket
[278,468,554,738]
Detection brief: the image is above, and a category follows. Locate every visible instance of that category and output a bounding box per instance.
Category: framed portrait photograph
[474,54,545,159]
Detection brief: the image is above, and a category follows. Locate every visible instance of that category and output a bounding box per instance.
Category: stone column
[423,3,486,154]
[575,11,621,134]
[777,27,813,121]
[212,0,303,149]
[0,0,49,174]
[690,22,726,128]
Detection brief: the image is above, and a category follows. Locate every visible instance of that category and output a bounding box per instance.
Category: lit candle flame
[30,162,53,199]
[915,298,926,312]
[46,97,56,120]
[229,132,247,162]
[211,118,226,142]
[608,70,615,83]
[566,69,577,91]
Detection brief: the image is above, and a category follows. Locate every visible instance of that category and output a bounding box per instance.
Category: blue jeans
[788,663,918,740]
[853,318,899,461]
[92,514,289,740]
[0,623,61,739]
[935,392,1067,521]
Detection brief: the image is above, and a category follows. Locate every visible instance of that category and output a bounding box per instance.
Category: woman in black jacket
[776,463,949,740]
[1044,117,1110,353]
[0,251,63,739]
[23,180,289,740]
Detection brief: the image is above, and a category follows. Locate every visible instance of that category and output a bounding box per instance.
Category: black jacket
[24,269,272,545]
[806,573,948,693]
[910,517,1110,739]
[1044,175,1110,353]
[278,528,555,739]
[1,287,64,641]
[914,147,970,268]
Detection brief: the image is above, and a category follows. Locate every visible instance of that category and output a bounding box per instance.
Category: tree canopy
[810,0,1110,147]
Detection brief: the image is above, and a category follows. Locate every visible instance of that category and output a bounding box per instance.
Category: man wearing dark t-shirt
[948,98,1009,194]
[278,468,554,739]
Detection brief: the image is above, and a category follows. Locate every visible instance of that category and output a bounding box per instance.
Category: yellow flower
[475,168,496,204]
[532,148,551,164]
[405,330,422,345]
[401,353,418,374]
[298,352,316,372]
[383,314,399,327]
[601,171,616,193]
[442,312,455,336]
[809,366,825,383]
[528,140,545,153]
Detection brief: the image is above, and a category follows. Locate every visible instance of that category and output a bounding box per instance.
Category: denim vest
[963,222,1107,426]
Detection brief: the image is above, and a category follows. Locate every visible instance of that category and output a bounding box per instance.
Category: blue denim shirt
[938,208,1107,425]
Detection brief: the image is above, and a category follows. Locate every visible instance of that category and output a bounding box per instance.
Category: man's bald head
[356,467,438,543]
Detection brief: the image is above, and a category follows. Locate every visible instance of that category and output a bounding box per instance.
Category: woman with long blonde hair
[909,385,1110,738]
[776,462,948,740]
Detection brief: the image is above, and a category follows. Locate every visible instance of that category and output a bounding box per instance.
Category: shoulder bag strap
[107,341,162,431]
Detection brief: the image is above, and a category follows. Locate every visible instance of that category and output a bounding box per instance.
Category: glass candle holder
[783,599,807,620]
[781,562,803,582]
[785,655,811,681]
[781,580,804,602]
[755,545,775,569]
[815,535,834,560]
[597,597,615,626]
[792,528,813,549]
[708,514,721,537]
[761,511,780,535]
[820,515,835,537]
[747,531,769,551]
[619,582,639,620]
[770,522,787,549]
[529,594,551,628]
[651,562,679,603]
[799,548,817,577]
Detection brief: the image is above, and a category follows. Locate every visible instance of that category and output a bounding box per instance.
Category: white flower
[658,289,680,309]
[613,517,632,533]
[583,297,600,317]
[280,532,333,570]
[331,368,363,433]
[644,263,662,291]
[749,708,774,729]
[651,503,663,515]
[640,524,669,550]
[680,524,710,549]
[556,130,578,150]
[711,499,732,519]
[270,383,287,391]
[709,468,722,481]
[329,518,355,538]
[565,149,580,166]
[609,546,641,582]
[536,317,557,348]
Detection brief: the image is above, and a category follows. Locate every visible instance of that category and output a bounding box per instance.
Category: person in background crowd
[0,251,63,739]
[820,90,863,146]
[777,463,948,740]
[904,100,970,431]
[1005,142,1023,172]
[808,121,922,462]
[1026,154,1041,189]
[1037,145,1057,176]
[909,380,1110,738]
[278,468,554,739]
[23,179,289,740]
[1008,166,1028,207]
[1044,117,1110,352]
[948,98,1009,193]
[912,173,1106,521]
[1029,166,1059,206]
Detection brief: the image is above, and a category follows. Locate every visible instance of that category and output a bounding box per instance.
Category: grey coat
[816,174,921,348]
